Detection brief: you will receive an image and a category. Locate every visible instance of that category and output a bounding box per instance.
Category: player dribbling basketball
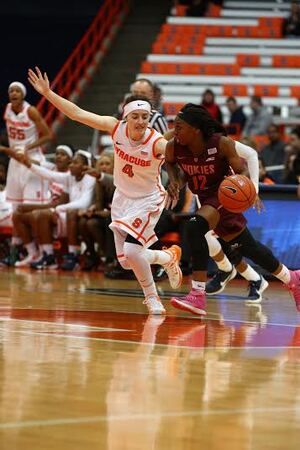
[165,103,300,316]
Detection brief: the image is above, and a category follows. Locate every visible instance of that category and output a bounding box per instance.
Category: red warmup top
[174,133,232,201]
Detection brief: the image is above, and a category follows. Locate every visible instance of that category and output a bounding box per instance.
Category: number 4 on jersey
[122,164,134,178]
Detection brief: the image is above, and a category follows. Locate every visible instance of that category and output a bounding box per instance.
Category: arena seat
[253,85,279,97]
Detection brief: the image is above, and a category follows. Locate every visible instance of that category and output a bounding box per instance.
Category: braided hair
[178,103,226,140]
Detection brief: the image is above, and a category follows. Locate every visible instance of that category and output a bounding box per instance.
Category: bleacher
[138,0,300,131]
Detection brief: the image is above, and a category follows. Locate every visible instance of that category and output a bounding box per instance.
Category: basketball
[218,175,256,213]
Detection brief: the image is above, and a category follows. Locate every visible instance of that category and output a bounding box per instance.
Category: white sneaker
[14,253,39,268]
[163,245,182,289]
[143,295,166,315]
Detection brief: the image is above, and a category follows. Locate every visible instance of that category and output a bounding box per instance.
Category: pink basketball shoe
[287,270,300,312]
[171,289,206,316]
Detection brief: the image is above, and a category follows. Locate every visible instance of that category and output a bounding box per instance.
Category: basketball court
[0,268,299,449]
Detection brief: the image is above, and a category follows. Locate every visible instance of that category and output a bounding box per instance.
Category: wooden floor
[0,268,299,450]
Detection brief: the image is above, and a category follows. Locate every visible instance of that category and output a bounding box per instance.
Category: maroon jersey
[174,133,247,237]
[174,133,231,201]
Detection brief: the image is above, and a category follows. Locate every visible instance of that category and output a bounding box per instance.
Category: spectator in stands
[225,96,247,134]
[258,156,275,185]
[261,124,286,182]
[201,89,223,123]
[79,152,116,271]
[283,151,300,184]
[283,1,300,37]
[243,96,273,138]
[186,0,210,17]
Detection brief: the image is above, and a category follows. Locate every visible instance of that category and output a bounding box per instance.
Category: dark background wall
[1,0,103,124]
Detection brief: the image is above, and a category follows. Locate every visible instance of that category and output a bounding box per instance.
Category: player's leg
[205,231,237,294]
[3,161,24,266]
[171,205,220,316]
[79,216,100,271]
[122,235,165,315]
[206,231,268,302]
[12,210,39,267]
[30,210,58,269]
[227,227,300,311]
[60,210,80,270]
[143,244,182,289]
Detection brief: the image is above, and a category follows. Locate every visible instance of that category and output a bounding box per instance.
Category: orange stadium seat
[253,85,279,97]
[290,86,300,100]
[175,5,188,16]
[163,103,185,116]
[223,85,248,97]
[237,54,260,67]
[259,17,284,29]
[207,3,221,17]
[273,55,300,68]
[254,135,269,151]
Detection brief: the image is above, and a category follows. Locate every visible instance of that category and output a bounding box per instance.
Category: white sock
[206,231,222,257]
[216,256,233,272]
[123,242,158,298]
[68,245,79,255]
[239,265,260,282]
[43,244,54,255]
[25,242,37,256]
[192,280,205,291]
[274,265,290,284]
[144,248,171,266]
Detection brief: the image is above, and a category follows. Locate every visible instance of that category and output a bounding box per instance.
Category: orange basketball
[218,175,257,213]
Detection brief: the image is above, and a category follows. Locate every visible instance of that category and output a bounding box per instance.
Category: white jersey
[112,121,165,198]
[4,101,42,156]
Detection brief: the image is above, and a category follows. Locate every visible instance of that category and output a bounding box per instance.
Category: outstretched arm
[234,140,259,193]
[28,67,117,133]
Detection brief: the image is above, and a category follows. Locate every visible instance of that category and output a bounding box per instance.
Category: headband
[177,109,201,129]
[123,100,151,118]
[8,82,27,98]
[75,149,92,166]
[56,145,73,158]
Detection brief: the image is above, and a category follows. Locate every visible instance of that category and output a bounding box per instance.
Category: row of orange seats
[157,26,282,40]
[151,45,300,69]
[152,42,205,55]
[141,61,240,75]
[160,87,300,110]
[162,17,283,34]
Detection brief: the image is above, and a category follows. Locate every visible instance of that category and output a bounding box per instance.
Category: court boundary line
[0,326,299,350]
[0,305,299,328]
[1,405,300,430]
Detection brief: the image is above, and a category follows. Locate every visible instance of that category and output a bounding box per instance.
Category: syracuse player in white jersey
[3,81,52,205]
[28,67,181,315]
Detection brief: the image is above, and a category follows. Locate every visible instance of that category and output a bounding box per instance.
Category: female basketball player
[165,103,300,316]
[27,67,182,315]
